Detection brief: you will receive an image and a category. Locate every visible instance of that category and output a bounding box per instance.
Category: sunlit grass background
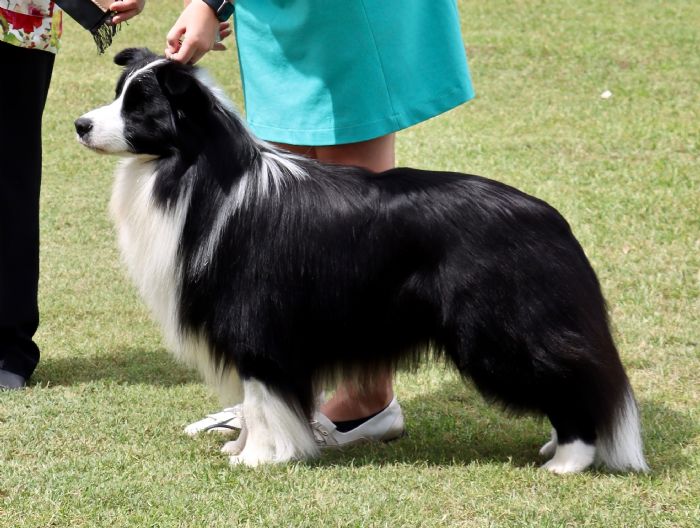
[1,1,698,526]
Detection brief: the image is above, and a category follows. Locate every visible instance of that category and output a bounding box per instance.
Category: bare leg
[314,134,395,171]
[320,375,394,421]
[272,142,317,158]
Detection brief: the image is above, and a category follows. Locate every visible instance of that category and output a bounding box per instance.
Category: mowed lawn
[1,1,698,526]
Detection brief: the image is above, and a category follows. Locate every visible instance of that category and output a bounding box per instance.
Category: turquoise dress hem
[247,85,474,146]
[234,0,475,146]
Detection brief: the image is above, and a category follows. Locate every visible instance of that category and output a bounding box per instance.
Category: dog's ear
[155,64,211,116]
[114,47,157,67]
[155,63,254,179]
[156,63,196,98]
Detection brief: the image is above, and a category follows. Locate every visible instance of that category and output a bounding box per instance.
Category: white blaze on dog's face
[75,92,130,153]
[74,49,172,155]
[75,47,254,168]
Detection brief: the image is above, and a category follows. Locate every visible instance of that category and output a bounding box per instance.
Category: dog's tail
[595,382,648,472]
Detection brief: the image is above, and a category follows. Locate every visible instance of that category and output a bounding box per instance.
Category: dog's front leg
[228,379,319,467]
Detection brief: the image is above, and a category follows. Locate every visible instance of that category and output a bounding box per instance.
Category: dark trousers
[0,41,55,379]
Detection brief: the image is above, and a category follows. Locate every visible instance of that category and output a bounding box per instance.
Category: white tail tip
[596,387,649,472]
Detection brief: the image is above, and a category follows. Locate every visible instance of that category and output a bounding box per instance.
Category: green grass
[1,1,699,526]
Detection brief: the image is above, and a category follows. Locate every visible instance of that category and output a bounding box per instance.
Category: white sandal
[183,405,243,436]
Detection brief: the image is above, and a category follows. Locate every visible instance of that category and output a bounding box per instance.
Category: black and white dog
[75,48,647,472]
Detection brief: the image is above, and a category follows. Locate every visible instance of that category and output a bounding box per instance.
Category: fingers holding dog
[166,0,221,64]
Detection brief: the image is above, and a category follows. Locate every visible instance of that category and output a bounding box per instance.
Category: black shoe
[0,369,27,390]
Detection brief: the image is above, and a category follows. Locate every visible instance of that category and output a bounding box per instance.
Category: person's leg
[274,133,395,171]
[314,133,395,172]
[0,43,55,388]
[310,134,396,422]
[272,142,317,158]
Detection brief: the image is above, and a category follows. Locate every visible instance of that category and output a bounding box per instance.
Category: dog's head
[75,48,231,158]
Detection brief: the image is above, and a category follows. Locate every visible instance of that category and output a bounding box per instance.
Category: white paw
[543,457,590,474]
[228,445,278,467]
[221,438,245,456]
[229,454,259,467]
[542,440,595,474]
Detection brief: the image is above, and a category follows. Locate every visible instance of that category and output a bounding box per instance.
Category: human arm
[166,0,233,64]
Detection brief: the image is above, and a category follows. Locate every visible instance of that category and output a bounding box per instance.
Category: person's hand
[214,21,233,51]
[110,0,146,25]
[166,0,226,64]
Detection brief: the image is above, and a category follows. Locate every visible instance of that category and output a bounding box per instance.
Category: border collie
[74,48,647,472]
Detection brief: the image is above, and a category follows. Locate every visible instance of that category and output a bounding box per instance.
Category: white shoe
[187,398,406,447]
[184,405,243,436]
[310,397,406,448]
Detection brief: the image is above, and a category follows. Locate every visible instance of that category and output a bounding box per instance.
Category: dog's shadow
[307,380,695,472]
[34,350,695,472]
[307,380,554,470]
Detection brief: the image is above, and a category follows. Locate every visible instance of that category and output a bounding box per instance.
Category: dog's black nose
[74,117,93,137]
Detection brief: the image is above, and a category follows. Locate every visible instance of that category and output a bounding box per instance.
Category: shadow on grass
[34,351,696,472]
[32,346,198,387]
[308,379,551,470]
[308,380,696,473]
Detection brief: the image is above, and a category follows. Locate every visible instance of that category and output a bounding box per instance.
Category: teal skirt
[234,0,475,146]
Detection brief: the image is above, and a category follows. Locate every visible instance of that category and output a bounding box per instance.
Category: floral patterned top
[0,1,62,54]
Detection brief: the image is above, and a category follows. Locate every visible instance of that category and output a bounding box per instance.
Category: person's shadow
[33,346,196,387]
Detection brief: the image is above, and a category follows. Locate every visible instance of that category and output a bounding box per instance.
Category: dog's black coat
[82,49,646,469]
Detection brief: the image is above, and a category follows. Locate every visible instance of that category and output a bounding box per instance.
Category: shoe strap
[207,405,241,420]
[310,413,339,446]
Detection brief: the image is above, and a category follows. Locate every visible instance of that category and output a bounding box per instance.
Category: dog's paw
[221,438,245,456]
[228,447,278,467]
[541,440,595,474]
[229,454,259,467]
[542,458,590,474]
[228,441,304,467]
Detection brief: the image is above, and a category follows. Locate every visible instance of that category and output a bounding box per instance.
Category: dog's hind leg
[229,379,319,467]
[447,325,598,473]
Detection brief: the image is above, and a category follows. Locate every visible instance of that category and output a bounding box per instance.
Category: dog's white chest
[108,158,242,404]
[109,158,186,343]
